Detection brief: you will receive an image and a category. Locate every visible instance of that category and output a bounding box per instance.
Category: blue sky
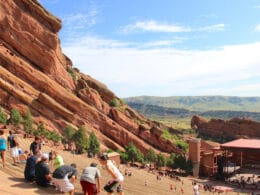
[39,0,260,97]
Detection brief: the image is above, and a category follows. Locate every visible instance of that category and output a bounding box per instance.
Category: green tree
[9,109,22,126]
[166,153,176,167]
[156,153,167,167]
[184,159,193,173]
[145,148,157,163]
[125,142,144,163]
[47,131,61,143]
[63,125,76,140]
[172,154,187,170]
[72,126,88,154]
[0,107,7,124]
[88,131,100,156]
[119,152,128,164]
[24,109,33,134]
[36,122,46,136]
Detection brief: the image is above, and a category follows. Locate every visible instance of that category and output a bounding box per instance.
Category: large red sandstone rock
[191,115,260,139]
[0,0,182,154]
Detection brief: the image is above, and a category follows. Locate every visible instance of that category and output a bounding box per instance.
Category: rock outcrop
[0,0,182,154]
[191,115,260,139]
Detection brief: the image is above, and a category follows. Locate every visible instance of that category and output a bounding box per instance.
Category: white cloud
[63,36,260,97]
[61,0,98,40]
[197,23,225,32]
[119,20,191,33]
[255,24,260,32]
[119,20,225,34]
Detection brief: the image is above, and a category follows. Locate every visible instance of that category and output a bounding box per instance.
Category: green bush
[125,142,144,163]
[119,152,128,164]
[47,131,61,143]
[176,140,188,153]
[110,98,120,107]
[156,153,167,167]
[63,125,76,141]
[88,132,100,156]
[72,126,89,154]
[24,109,33,134]
[9,109,22,126]
[145,148,157,163]
[0,107,7,124]
[168,153,193,173]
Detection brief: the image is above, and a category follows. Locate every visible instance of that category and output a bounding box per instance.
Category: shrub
[9,109,22,126]
[145,148,157,163]
[24,109,33,134]
[156,153,167,167]
[110,98,120,107]
[0,107,7,124]
[47,131,61,143]
[63,125,76,141]
[125,142,144,163]
[176,140,188,153]
[88,132,100,156]
[168,154,192,173]
[119,152,128,164]
[72,126,89,154]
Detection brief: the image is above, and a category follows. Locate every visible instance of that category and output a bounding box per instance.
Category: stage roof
[221,139,260,151]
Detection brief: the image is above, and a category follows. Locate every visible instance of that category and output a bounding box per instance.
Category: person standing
[80,162,101,195]
[0,130,7,167]
[7,130,19,165]
[193,182,199,195]
[99,153,124,195]
[52,164,78,195]
[29,136,41,155]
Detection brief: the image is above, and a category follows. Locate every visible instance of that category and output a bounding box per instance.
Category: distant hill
[124,96,260,122]
[124,96,260,112]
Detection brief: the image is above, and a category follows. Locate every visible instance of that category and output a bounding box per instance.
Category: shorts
[10,147,19,158]
[52,176,74,193]
[80,180,97,195]
[104,180,123,193]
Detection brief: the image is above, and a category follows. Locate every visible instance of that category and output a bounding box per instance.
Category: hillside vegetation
[124,96,260,112]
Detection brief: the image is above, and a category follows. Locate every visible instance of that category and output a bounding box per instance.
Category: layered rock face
[0,0,182,154]
[191,115,260,139]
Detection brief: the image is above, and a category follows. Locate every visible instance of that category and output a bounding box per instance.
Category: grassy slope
[124,96,260,112]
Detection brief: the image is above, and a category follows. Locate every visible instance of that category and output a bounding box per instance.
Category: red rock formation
[0,0,182,154]
[191,115,260,139]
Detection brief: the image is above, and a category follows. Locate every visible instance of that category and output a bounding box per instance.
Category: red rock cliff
[191,115,260,139]
[0,0,182,154]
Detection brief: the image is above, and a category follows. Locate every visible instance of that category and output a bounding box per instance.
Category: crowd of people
[3,129,259,195]
[0,130,125,195]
